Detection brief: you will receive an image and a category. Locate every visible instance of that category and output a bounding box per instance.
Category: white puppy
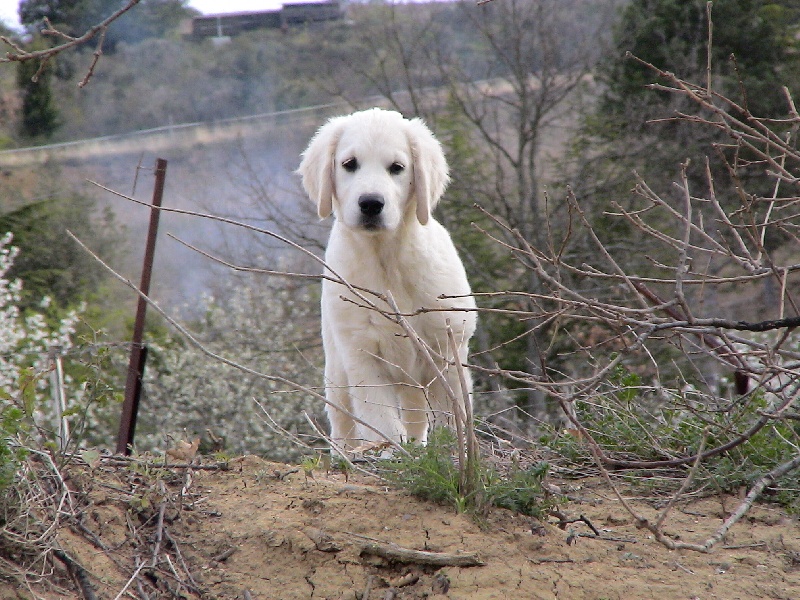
[298,108,476,450]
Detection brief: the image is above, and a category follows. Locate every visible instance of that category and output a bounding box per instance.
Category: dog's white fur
[298,108,476,449]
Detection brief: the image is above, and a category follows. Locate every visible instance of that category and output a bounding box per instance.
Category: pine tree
[16,56,60,140]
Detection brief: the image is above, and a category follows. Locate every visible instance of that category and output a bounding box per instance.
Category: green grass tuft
[378,427,554,518]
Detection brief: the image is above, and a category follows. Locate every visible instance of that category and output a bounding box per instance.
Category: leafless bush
[0,447,81,593]
[467,55,800,549]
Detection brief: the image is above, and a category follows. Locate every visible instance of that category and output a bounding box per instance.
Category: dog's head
[297,108,449,231]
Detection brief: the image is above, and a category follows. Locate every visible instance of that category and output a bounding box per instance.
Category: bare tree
[474,53,800,540]
[428,0,605,421]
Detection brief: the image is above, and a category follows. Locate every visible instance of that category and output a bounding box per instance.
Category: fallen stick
[52,550,97,600]
[359,540,484,567]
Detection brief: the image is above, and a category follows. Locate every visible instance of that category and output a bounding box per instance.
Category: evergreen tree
[16,54,60,140]
[601,0,800,120]
[0,194,119,312]
[563,0,800,336]
[19,0,194,49]
[572,0,800,241]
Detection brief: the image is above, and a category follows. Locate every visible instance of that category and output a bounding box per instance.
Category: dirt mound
[4,455,800,599]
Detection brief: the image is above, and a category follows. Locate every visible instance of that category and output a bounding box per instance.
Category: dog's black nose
[358,194,384,217]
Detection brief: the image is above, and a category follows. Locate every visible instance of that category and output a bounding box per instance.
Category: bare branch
[2,1,140,65]
[3,0,140,86]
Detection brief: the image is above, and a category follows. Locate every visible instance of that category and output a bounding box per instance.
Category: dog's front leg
[340,353,407,445]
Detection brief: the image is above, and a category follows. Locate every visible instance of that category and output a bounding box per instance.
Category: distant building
[188,2,343,39]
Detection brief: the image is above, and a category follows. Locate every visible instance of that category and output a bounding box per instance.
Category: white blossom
[0,234,82,432]
[138,277,324,461]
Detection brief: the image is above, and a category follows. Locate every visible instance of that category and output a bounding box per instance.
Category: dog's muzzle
[358,194,385,229]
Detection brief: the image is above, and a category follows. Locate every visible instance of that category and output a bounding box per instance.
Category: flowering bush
[137,277,325,462]
[0,233,84,482]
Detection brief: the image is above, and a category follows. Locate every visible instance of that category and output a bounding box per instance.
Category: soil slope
[3,455,800,599]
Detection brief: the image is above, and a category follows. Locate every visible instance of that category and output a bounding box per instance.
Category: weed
[332,455,353,482]
[0,404,28,490]
[378,427,553,518]
[544,364,800,511]
[483,461,552,516]
[300,453,322,483]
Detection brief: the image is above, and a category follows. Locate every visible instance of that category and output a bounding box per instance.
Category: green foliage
[16,45,60,140]
[545,363,800,511]
[379,428,553,518]
[601,0,800,119]
[20,0,74,28]
[300,453,322,482]
[380,428,466,509]
[482,460,552,516]
[580,0,800,211]
[20,0,193,48]
[0,194,120,312]
[0,403,29,491]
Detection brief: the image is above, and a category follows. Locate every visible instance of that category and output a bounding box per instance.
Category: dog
[298,108,476,451]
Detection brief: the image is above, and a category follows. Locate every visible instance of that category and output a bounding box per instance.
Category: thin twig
[112,558,146,600]
[150,484,167,568]
[2,0,141,86]
[654,431,708,531]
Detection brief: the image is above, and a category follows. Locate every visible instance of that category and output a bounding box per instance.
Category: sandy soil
[3,455,800,600]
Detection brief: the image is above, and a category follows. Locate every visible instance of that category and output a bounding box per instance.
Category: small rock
[261,529,284,547]
[305,527,341,552]
[389,572,419,588]
[713,561,732,574]
[431,572,450,594]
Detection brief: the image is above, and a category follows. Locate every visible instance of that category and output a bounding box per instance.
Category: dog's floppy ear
[297,116,346,219]
[407,117,450,225]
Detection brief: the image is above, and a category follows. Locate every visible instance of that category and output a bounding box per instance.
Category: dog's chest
[326,247,443,343]
[348,252,434,315]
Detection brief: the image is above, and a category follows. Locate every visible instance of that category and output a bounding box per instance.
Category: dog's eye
[388,162,405,175]
[342,157,358,172]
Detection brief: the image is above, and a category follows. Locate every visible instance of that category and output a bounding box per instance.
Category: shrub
[137,277,325,461]
[379,427,554,518]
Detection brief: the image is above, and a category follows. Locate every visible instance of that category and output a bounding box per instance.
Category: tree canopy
[600,0,800,121]
[0,194,120,313]
[19,0,194,49]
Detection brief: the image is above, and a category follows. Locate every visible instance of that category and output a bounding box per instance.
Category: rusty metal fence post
[116,158,167,455]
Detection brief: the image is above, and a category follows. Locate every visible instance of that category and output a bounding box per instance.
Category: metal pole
[116,158,167,455]
[49,345,69,452]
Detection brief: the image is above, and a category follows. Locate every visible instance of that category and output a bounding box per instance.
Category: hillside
[1,5,798,597]
[1,0,619,144]
[2,454,799,599]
